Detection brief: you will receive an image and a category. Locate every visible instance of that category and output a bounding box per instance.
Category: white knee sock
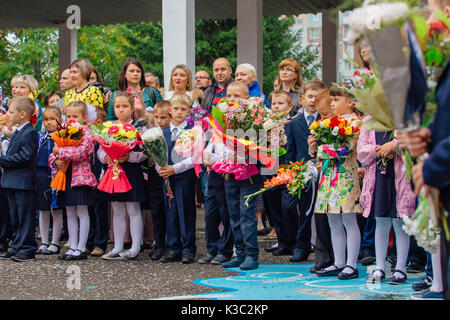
[49,209,63,250]
[39,211,51,247]
[66,206,79,255]
[111,202,127,255]
[127,202,143,258]
[342,213,361,273]
[75,205,90,254]
[392,218,410,277]
[430,244,443,293]
[374,217,392,275]
[326,214,346,271]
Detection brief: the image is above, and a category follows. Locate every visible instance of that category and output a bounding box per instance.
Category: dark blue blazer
[163,123,195,181]
[285,112,320,163]
[423,60,450,212]
[0,122,38,191]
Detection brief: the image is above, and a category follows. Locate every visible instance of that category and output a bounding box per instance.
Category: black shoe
[264,244,279,253]
[360,251,376,266]
[12,253,35,262]
[337,265,359,280]
[65,251,88,261]
[309,263,331,273]
[290,251,309,262]
[412,276,433,291]
[272,248,293,256]
[161,251,182,263]
[198,253,216,264]
[0,251,16,260]
[316,264,344,277]
[407,262,425,273]
[0,243,8,252]
[182,252,195,264]
[150,248,164,261]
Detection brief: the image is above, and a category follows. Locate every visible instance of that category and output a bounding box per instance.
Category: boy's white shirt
[154,121,195,175]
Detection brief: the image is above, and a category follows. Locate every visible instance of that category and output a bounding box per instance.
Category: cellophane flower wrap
[174,125,207,178]
[90,121,142,193]
[244,161,313,207]
[211,97,287,180]
[141,127,173,202]
[50,120,84,191]
[310,116,360,188]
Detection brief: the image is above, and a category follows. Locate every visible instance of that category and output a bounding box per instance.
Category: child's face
[271,95,292,114]
[42,110,60,133]
[114,96,134,122]
[301,89,321,114]
[315,98,335,118]
[169,102,190,126]
[66,107,87,123]
[6,105,25,126]
[11,82,31,97]
[330,95,354,116]
[154,109,171,129]
[48,95,61,107]
[226,86,249,105]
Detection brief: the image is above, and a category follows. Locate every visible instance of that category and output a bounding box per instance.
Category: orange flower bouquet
[244,161,313,207]
[50,120,84,191]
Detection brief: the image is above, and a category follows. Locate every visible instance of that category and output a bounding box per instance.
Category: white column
[321,9,338,87]
[162,0,196,90]
[58,23,77,76]
[237,0,263,87]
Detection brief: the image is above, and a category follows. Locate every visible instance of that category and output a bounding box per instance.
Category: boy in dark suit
[158,93,197,264]
[0,96,38,262]
[284,79,325,263]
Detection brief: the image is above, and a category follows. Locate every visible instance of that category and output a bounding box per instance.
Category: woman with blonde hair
[164,64,200,107]
[271,58,303,116]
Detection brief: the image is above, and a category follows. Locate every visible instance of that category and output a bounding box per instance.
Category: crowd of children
[0,51,447,300]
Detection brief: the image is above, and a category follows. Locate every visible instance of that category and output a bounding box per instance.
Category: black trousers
[0,186,12,246]
[314,212,334,266]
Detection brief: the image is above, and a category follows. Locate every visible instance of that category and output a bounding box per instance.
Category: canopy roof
[0,0,345,29]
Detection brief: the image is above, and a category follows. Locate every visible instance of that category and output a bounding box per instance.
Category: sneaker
[181,252,196,264]
[239,256,259,270]
[412,276,433,291]
[198,253,216,264]
[411,288,443,300]
[101,251,125,260]
[160,251,182,263]
[211,254,231,265]
[91,247,105,257]
[150,248,164,261]
[12,253,35,262]
[0,251,16,260]
[360,251,376,266]
[119,249,138,260]
[222,256,245,268]
[406,262,425,273]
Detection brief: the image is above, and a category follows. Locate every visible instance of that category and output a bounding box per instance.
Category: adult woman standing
[234,63,269,108]
[271,58,303,116]
[164,64,200,107]
[106,59,162,121]
[64,58,104,109]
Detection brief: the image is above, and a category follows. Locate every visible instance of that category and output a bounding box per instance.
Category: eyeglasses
[279,67,296,73]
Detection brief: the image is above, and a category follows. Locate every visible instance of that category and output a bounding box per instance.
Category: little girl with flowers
[310,84,363,280]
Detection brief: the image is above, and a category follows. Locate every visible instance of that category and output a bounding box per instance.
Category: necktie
[307,115,315,127]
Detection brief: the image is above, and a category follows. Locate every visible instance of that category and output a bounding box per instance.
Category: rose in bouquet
[210,97,287,179]
[50,120,84,191]
[90,121,142,193]
[141,127,174,202]
[244,161,313,207]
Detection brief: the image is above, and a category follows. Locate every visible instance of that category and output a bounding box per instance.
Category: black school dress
[57,161,94,207]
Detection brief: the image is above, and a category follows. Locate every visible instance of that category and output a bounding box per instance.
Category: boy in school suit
[158,93,197,264]
[0,96,38,262]
[284,79,325,263]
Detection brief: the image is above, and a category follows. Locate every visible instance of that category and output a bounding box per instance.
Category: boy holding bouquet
[158,93,197,264]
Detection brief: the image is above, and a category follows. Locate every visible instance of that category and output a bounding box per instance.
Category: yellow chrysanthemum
[345,126,353,135]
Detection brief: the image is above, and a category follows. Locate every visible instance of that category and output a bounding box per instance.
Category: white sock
[341,213,361,274]
[111,202,127,255]
[326,213,347,270]
[127,202,143,258]
[374,217,392,275]
[76,205,90,253]
[66,206,79,251]
[49,209,63,251]
[392,218,410,277]
[39,211,51,246]
[430,245,443,293]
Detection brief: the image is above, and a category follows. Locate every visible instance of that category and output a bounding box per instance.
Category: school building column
[58,23,77,76]
[321,9,338,86]
[237,0,263,88]
[162,0,196,90]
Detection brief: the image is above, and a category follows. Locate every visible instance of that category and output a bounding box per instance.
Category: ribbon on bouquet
[317,144,351,190]
[205,116,277,170]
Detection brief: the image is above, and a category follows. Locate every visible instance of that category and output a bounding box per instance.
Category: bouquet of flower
[174,125,207,177]
[90,121,142,193]
[309,116,359,150]
[244,161,313,207]
[187,106,209,130]
[210,97,287,179]
[50,120,85,191]
[141,127,173,202]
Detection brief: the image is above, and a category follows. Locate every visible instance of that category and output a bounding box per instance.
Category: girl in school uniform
[36,107,64,255]
[99,91,147,261]
[50,101,98,261]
